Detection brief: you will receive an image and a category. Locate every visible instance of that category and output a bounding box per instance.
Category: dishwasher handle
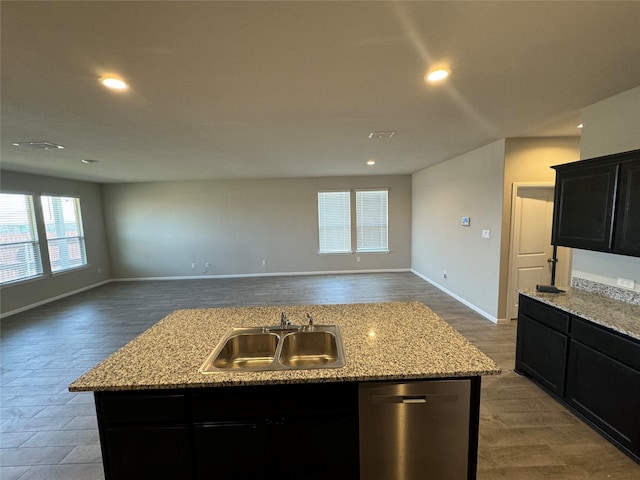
[371,393,457,405]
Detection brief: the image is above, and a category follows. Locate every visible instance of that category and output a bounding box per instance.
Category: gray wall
[574,86,640,292]
[411,140,505,321]
[103,175,412,278]
[1,171,111,315]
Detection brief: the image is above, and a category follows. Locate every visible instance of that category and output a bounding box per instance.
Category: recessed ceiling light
[366,159,376,166]
[81,159,99,164]
[368,131,396,139]
[100,76,129,91]
[12,141,64,150]
[425,68,451,83]
[577,124,584,129]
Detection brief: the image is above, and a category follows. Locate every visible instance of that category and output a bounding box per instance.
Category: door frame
[506,182,572,320]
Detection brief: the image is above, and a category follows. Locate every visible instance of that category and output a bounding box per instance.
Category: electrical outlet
[482,230,490,238]
[616,277,635,289]
[191,262,196,269]
[205,262,211,269]
[262,259,267,267]
[443,271,447,279]
[357,257,361,262]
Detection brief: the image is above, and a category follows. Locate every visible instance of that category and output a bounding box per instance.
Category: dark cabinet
[613,159,640,254]
[192,382,359,480]
[96,392,193,480]
[551,148,640,257]
[95,382,360,480]
[566,340,640,457]
[516,294,640,463]
[515,295,569,397]
[103,426,193,480]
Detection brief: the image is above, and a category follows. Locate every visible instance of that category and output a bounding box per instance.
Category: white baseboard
[411,269,498,324]
[1,280,112,320]
[112,268,411,282]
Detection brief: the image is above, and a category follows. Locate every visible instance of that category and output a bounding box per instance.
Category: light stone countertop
[69,302,501,392]
[520,288,640,341]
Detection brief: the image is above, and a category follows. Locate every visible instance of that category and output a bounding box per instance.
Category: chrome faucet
[305,313,314,331]
[280,311,291,328]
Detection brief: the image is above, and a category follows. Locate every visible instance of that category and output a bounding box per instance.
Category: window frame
[0,192,45,285]
[40,194,88,274]
[317,190,352,254]
[355,189,389,253]
[317,188,390,255]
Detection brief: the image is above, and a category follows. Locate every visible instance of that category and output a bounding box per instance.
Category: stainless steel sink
[279,331,340,367]
[200,325,345,373]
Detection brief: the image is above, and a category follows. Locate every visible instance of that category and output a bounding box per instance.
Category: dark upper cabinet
[613,159,640,254]
[551,148,640,257]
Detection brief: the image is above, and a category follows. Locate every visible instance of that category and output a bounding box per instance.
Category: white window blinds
[318,191,351,253]
[0,193,43,284]
[356,189,388,252]
[41,195,87,273]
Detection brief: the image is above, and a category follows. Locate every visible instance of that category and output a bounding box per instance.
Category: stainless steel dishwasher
[359,379,471,480]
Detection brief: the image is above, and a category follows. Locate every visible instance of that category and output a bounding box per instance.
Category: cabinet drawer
[571,318,640,371]
[97,390,188,426]
[518,295,569,333]
[192,382,357,421]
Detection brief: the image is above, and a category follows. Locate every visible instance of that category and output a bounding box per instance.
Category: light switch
[482,230,490,238]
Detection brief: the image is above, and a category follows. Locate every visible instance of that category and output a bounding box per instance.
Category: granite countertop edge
[69,302,501,392]
[519,288,640,341]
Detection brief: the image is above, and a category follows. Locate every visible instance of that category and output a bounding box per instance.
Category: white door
[507,185,572,320]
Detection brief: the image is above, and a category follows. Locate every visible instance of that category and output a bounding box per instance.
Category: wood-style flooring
[1,272,638,479]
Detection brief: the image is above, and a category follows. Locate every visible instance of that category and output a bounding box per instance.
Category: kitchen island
[70,302,500,479]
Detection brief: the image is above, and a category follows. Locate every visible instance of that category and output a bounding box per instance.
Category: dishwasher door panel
[359,379,471,480]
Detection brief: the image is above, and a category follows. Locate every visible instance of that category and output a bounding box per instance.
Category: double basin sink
[199,324,346,373]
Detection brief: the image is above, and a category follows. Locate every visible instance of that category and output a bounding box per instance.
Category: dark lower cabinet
[103,426,193,480]
[516,294,640,464]
[515,314,568,396]
[566,340,640,458]
[96,382,360,480]
[195,422,268,478]
[194,416,358,480]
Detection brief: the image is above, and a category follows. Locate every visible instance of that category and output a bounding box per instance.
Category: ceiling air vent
[368,131,396,139]
[12,141,65,150]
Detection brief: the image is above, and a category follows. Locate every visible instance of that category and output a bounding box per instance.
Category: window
[318,191,351,253]
[318,189,389,254]
[356,190,388,252]
[0,193,43,284]
[41,195,87,273]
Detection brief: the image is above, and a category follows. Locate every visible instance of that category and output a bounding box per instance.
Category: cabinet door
[566,340,640,459]
[195,422,268,479]
[276,416,359,480]
[552,163,618,251]
[103,426,193,480]
[515,314,568,396]
[613,159,640,255]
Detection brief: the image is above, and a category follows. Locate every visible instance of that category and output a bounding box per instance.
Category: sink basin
[279,331,340,367]
[212,332,279,370]
[200,325,345,373]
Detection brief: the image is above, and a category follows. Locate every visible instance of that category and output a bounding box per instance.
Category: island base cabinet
[102,426,194,480]
[195,416,358,480]
[565,340,640,459]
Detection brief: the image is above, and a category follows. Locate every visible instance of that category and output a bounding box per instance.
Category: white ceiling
[1,1,639,184]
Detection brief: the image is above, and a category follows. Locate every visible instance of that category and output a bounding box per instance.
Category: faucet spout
[280,311,291,328]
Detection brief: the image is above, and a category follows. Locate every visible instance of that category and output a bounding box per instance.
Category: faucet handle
[280,311,291,327]
[306,313,314,331]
